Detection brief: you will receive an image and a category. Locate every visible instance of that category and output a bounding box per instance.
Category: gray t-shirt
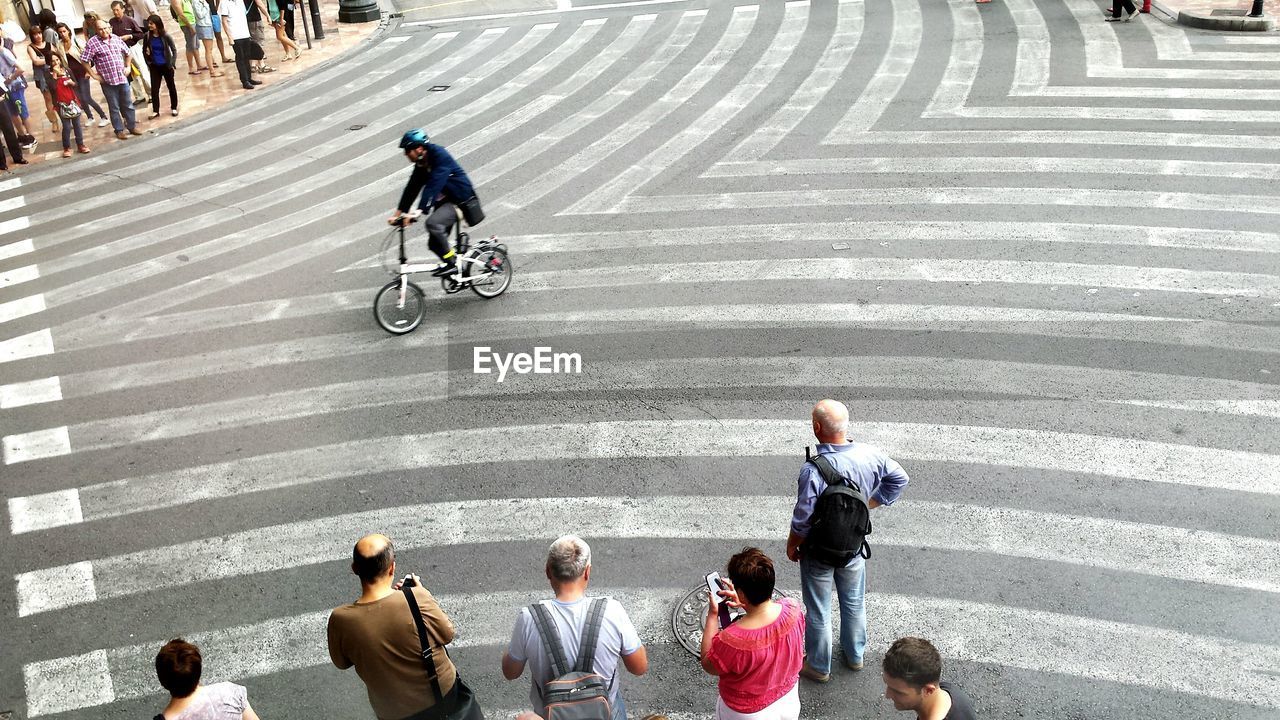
[170,682,247,720]
[506,597,642,716]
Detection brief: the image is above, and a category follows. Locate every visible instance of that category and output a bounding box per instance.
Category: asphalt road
[1,0,1278,718]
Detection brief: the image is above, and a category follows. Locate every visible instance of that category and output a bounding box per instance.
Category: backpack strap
[810,454,857,493]
[573,598,608,674]
[529,602,571,678]
[403,585,446,705]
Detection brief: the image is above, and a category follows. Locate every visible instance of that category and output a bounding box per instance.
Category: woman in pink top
[700,548,805,720]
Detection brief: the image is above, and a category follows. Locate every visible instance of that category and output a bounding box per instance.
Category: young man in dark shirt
[882,637,978,720]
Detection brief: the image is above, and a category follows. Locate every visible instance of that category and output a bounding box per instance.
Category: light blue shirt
[790,441,910,537]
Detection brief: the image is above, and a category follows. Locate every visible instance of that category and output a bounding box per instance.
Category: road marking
[0,216,30,236]
[16,559,95,617]
[570,2,803,214]
[22,587,1280,716]
[0,176,20,192]
[0,329,54,364]
[10,419,1278,540]
[401,0,691,25]
[0,264,39,288]
[9,489,82,535]
[0,376,62,409]
[706,156,1280,181]
[0,238,34,261]
[0,294,45,324]
[0,194,25,213]
[3,426,71,464]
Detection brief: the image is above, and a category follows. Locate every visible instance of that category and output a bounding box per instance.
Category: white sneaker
[97,118,109,127]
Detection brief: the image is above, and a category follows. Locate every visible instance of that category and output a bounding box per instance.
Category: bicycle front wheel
[469,248,512,298]
[374,279,426,334]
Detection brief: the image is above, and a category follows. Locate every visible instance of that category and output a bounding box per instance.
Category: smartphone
[705,572,733,629]
[402,574,417,588]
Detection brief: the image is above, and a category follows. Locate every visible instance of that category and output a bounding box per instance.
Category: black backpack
[801,448,873,566]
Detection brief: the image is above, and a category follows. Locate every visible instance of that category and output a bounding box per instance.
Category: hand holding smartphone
[705,571,733,629]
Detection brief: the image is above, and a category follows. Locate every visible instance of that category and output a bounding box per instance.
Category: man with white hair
[501,535,648,720]
[787,399,910,683]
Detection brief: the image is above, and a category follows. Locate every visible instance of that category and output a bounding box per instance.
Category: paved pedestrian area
[12,4,380,168]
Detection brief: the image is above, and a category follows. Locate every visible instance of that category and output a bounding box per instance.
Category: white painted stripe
[381,35,410,44]
[9,488,82,534]
[570,2,804,213]
[727,0,863,161]
[0,194,24,213]
[515,258,1280,298]
[0,215,30,236]
[12,420,1277,540]
[937,105,1280,123]
[473,10,704,182]
[830,129,1280,150]
[1006,0,1050,94]
[24,648,113,717]
[0,329,54,364]
[449,14,656,159]
[401,0,690,25]
[0,264,39,288]
[0,237,33,261]
[603,187,1280,217]
[706,156,1280,181]
[827,0,920,136]
[1029,85,1280,100]
[496,303,1280,354]
[927,0,981,116]
[0,294,44,324]
[15,496,1280,624]
[22,587,1280,715]
[0,376,62,409]
[3,426,71,464]
[16,559,95,617]
[494,8,758,212]
[0,176,20,192]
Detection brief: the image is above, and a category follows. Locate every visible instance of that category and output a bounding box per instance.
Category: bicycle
[373,208,512,335]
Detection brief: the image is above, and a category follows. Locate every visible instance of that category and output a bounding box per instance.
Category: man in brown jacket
[327,534,459,720]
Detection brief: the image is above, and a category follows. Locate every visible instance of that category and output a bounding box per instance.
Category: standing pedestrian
[143,15,179,118]
[154,638,263,720]
[700,547,805,720]
[0,65,29,169]
[244,0,274,74]
[501,535,648,720]
[56,23,110,128]
[209,0,234,65]
[109,0,152,102]
[169,0,205,72]
[266,0,300,62]
[81,21,144,140]
[219,0,261,90]
[0,41,36,151]
[327,534,466,720]
[787,399,909,682]
[882,637,978,720]
[1105,0,1139,20]
[48,55,89,157]
[26,23,63,135]
[192,0,225,76]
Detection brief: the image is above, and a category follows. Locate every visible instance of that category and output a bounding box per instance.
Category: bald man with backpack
[787,399,910,683]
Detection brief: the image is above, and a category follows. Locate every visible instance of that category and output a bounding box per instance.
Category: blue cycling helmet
[399,129,429,151]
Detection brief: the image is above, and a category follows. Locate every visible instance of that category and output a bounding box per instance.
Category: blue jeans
[800,555,866,674]
[100,82,136,134]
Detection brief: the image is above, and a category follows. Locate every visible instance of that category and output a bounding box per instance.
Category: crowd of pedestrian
[0,0,307,170]
[144,400,977,720]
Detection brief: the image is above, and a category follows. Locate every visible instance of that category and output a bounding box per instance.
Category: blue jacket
[397,143,476,213]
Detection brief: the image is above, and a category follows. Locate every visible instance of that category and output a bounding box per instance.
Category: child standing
[49,55,89,158]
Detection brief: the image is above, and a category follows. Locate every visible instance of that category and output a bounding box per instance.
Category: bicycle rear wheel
[374,279,426,334]
[469,248,512,298]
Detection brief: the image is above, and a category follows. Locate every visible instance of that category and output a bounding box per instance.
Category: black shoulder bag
[402,585,486,720]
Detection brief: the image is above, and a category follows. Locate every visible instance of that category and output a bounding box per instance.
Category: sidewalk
[1149,0,1276,30]
[11,3,381,169]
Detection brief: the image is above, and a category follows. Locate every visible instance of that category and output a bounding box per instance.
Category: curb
[1150,0,1277,29]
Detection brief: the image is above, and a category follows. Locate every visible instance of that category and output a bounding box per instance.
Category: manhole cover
[670,584,792,656]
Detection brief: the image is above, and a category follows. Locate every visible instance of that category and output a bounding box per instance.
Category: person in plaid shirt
[81,21,143,139]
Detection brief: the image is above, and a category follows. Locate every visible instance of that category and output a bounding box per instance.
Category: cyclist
[389,129,476,276]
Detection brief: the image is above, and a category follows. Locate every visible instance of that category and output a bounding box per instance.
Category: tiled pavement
[14,5,381,168]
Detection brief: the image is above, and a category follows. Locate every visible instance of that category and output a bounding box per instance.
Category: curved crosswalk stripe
[10,418,1278,538]
[826,0,921,136]
[568,2,808,213]
[20,581,1280,716]
[15,497,1280,618]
